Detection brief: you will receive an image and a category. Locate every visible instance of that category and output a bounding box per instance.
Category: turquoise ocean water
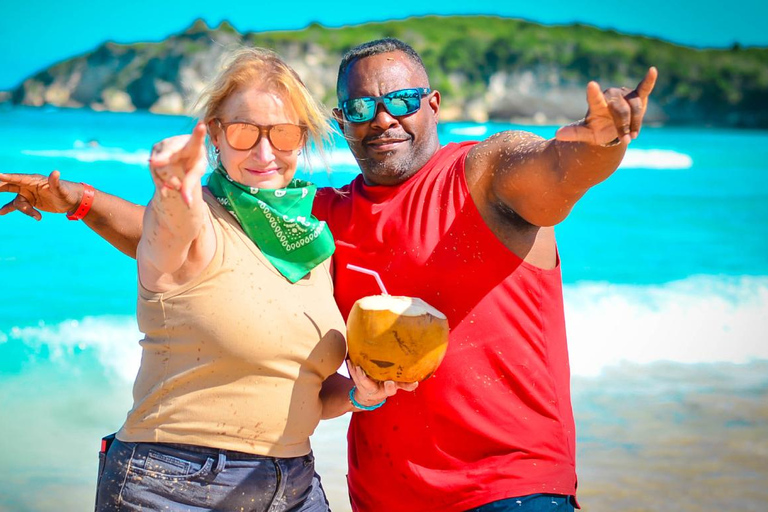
[1,106,767,511]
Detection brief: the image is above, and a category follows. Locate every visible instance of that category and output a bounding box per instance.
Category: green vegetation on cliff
[10,16,768,127]
[244,15,768,125]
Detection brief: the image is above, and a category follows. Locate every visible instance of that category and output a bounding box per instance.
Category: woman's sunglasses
[340,88,431,123]
[215,120,306,152]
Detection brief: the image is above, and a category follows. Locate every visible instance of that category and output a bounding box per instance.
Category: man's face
[335,51,441,187]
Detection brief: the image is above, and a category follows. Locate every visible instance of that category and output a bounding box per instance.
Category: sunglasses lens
[223,123,304,152]
[342,89,426,123]
[225,123,260,151]
[344,98,376,123]
[269,124,305,151]
[383,89,422,116]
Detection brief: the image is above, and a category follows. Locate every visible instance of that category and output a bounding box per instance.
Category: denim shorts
[95,438,330,512]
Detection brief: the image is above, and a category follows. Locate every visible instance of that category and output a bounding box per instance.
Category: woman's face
[211,86,302,189]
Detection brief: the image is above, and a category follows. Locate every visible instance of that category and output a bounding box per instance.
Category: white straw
[346,264,389,295]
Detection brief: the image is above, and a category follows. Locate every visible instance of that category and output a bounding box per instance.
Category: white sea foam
[302,148,359,170]
[5,316,142,381]
[447,126,489,136]
[619,148,693,169]
[564,275,768,377]
[3,276,765,382]
[20,147,151,165]
[19,145,355,173]
[16,143,693,174]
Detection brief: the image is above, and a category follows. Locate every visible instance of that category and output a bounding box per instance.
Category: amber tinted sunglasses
[215,120,306,152]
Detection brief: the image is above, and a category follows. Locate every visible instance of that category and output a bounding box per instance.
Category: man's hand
[556,67,658,146]
[0,171,83,220]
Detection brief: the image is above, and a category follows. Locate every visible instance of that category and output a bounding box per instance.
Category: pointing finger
[0,173,30,187]
[0,173,36,191]
[179,123,208,162]
[636,67,658,102]
[0,182,17,194]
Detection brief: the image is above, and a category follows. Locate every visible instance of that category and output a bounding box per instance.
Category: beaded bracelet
[349,386,386,411]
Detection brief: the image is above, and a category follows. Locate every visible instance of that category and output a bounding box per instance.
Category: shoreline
[0,101,757,131]
[1,361,766,510]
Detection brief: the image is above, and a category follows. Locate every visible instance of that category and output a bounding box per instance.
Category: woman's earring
[215,147,220,154]
[297,149,302,156]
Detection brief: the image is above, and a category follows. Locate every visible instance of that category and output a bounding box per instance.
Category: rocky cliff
[8,17,768,127]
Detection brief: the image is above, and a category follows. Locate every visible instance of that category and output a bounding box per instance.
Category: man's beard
[353,135,433,185]
[357,149,415,183]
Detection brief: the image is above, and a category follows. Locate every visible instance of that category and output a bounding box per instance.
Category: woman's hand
[347,361,419,409]
[148,122,208,206]
[139,122,214,285]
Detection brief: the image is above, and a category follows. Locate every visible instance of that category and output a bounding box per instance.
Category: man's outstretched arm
[465,67,658,227]
[0,171,145,258]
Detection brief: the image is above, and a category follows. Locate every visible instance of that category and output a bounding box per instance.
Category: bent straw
[346,264,389,295]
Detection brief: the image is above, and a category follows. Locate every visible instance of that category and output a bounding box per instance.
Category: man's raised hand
[556,67,658,146]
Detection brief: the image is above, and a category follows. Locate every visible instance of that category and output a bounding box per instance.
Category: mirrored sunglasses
[216,120,306,152]
[340,88,431,123]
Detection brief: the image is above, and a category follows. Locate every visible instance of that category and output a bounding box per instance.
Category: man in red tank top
[1,38,657,512]
[312,39,657,512]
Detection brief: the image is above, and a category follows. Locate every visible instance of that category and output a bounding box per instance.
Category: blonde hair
[195,47,333,169]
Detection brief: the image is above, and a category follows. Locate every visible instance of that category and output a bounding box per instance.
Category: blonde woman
[91,48,414,512]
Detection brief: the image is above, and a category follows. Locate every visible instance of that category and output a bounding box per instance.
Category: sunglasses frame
[214,120,307,152]
[340,87,432,124]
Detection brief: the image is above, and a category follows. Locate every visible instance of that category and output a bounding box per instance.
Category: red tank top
[313,142,577,512]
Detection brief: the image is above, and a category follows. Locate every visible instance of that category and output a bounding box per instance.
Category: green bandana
[206,166,335,283]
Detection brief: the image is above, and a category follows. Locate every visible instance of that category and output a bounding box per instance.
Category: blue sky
[2,0,766,90]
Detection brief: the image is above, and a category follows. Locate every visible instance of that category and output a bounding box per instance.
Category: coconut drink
[346,294,449,383]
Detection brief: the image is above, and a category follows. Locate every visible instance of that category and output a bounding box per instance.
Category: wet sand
[1,361,765,511]
[574,362,768,512]
[315,361,768,512]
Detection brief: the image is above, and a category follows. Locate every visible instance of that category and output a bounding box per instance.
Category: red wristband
[66,183,95,221]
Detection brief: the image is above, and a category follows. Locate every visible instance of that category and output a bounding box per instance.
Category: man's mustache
[362,131,412,144]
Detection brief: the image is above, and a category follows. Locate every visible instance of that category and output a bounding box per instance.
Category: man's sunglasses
[215,120,306,152]
[340,88,431,123]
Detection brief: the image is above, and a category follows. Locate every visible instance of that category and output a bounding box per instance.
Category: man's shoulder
[434,141,478,160]
[417,141,479,181]
[313,177,359,220]
[316,179,356,203]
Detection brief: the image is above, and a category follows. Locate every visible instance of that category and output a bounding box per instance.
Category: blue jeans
[467,494,577,512]
[95,438,330,512]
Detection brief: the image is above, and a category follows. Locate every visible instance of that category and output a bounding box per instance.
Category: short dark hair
[336,38,428,101]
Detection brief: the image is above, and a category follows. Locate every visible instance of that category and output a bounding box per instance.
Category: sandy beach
[574,362,768,512]
[315,362,768,512]
[1,358,766,511]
